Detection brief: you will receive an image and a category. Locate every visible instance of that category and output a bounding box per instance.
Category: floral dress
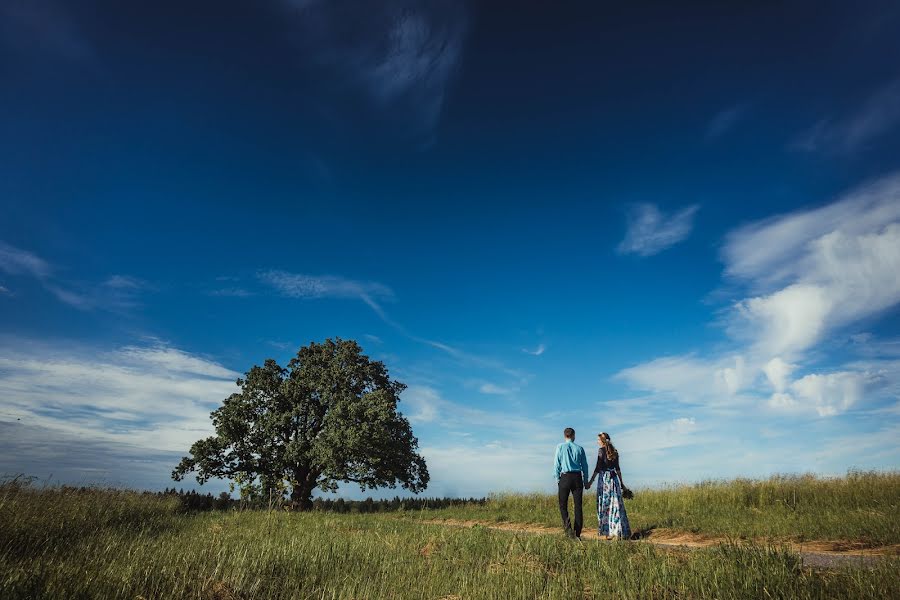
[594,447,631,539]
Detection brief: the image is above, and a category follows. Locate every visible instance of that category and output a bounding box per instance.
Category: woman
[587,432,631,540]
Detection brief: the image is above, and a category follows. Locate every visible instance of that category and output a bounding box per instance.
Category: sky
[1,0,899,498]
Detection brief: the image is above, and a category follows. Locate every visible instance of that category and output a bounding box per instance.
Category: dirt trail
[419,518,899,569]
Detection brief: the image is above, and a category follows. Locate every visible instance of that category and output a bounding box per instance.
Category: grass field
[1,473,898,599]
[416,471,900,547]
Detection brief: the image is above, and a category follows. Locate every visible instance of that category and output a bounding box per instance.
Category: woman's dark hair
[599,432,618,463]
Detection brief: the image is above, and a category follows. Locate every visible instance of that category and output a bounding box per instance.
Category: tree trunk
[290,468,316,511]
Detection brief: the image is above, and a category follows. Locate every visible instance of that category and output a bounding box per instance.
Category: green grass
[1,480,899,599]
[414,471,900,546]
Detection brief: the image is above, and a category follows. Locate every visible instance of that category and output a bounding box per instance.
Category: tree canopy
[172,338,429,509]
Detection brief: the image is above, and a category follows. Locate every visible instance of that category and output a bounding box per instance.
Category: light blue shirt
[554,440,589,482]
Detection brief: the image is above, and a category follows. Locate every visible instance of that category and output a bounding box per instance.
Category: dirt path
[418,518,898,569]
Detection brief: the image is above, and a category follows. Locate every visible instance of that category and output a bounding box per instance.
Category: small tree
[172,338,429,510]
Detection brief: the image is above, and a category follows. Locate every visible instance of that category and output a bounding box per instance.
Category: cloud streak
[258,269,524,379]
[0,241,52,279]
[617,204,699,257]
[282,0,468,136]
[793,79,900,154]
[259,270,394,302]
[0,241,149,311]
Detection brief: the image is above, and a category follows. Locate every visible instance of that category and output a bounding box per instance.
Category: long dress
[594,447,631,539]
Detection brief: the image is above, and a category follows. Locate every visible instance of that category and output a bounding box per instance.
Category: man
[554,427,590,539]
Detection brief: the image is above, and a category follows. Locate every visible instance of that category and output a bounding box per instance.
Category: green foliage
[417,471,900,546]
[1,482,897,599]
[172,338,429,509]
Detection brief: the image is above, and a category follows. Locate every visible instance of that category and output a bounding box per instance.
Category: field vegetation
[1,473,898,599]
[417,471,900,547]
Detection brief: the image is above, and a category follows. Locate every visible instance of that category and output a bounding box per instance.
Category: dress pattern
[597,469,631,539]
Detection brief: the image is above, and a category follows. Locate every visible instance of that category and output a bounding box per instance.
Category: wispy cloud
[478,382,514,395]
[281,0,468,136]
[706,103,750,139]
[209,287,254,298]
[0,241,149,311]
[259,270,525,380]
[259,270,394,302]
[0,285,9,296]
[0,241,52,279]
[258,270,396,328]
[617,204,700,257]
[522,343,545,356]
[265,340,294,351]
[104,275,147,290]
[792,79,900,154]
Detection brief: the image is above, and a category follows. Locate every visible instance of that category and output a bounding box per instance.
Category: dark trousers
[557,471,584,537]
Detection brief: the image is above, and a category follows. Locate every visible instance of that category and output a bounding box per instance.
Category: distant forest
[157,487,487,513]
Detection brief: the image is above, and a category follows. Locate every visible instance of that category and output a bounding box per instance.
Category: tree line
[158,487,486,513]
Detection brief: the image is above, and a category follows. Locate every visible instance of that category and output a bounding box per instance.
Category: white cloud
[0,285,10,295]
[0,339,239,454]
[731,284,830,357]
[401,384,441,424]
[790,371,868,417]
[763,357,796,392]
[724,175,900,358]
[619,171,900,419]
[617,203,699,257]
[767,392,797,410]
[793,79,900,154]
[522,343,545,356]
[722,173,900,285]
[616,354,746,402]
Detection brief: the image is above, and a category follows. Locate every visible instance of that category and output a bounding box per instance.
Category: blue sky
[1,0,899,498]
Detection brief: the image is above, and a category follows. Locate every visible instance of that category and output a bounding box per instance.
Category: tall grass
[1,479,898,599]
[416,471,900,546]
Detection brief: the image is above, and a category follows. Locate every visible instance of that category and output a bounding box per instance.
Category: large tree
[172,338,429,509]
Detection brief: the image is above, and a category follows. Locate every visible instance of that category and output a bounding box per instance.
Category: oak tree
[172,338,429,509]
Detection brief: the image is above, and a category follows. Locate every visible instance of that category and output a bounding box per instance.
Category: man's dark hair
[564,427,575,439]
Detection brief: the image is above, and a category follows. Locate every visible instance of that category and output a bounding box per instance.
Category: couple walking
[554,427,631,540]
